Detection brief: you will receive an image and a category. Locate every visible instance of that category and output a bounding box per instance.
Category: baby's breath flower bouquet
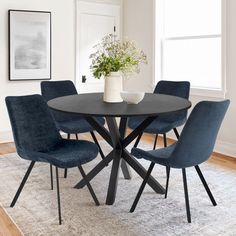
[90,34,147,79]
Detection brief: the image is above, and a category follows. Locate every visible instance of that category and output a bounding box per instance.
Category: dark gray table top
[48,93,191,117]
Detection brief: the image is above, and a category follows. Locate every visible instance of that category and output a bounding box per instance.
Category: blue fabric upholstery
[58,117,105,134]
[128,81,190,134]
[41,80,78,122]
[5,95,99,168]
[41,80,105,133]
[22,140,99,168]
[132,143,176,166]
[132,100,230,169]
[128,116,186,134]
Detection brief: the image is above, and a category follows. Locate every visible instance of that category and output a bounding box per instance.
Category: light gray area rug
[0,141,236,236]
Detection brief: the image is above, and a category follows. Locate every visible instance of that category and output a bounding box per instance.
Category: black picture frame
[8,10,51,81]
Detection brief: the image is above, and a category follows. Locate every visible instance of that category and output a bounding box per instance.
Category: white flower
[90,34,147,79]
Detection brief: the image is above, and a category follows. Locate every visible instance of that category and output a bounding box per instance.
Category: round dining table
[48,93,191,205]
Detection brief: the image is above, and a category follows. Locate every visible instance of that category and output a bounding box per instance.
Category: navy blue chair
[6,95,100,225]
[130,100,230,223]
[41,80,105,180]
[128,81,190,149]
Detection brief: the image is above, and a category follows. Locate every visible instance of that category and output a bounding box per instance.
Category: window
[155,0,225,97]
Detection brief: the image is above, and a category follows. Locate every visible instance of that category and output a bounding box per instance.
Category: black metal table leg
[75,115,165,204]
[105,117,123,204]
[106,150,122,205]
[133,133,143,148]
[90,131,105,160]
[74,150,115,189]
[122,150,165,194]
[122,116,157,148]
[78,166,100,206]
[119,117,132,180]
[48,93,191,207]
[120,160,132,180]
[85,116,113,146]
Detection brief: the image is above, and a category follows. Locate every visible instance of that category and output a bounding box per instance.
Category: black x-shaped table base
[74,116,165,205]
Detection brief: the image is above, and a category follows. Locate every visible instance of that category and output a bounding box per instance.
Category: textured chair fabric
[58,118,99,134]
[132,143,176,166]
[41,80,105,133]
[6,94,100,224]
[130,100,230,223]
[132,100,230,168]
[22,140,98,168]
[128,117,186,134]
[153,80,190,123]
[6,94,61,153]
[41,80,78,123]
[128,81,190,134]
[5,95,99,168]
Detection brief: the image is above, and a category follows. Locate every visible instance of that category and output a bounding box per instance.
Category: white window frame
[154,0,227,98]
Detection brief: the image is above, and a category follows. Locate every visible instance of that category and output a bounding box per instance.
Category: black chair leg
[153,134,158,150]
[50,164,53,190]
[55,167,62,225]
[130,162,155,213]
[163,133,167,147]
[165,167,170,199]
[133,132,143,148]
[75,133,79,140]
[78,166,100,206]
[182,168,191,223]
[90,131,105,160]
[64,169,68,178]
[173,128,180,139]
[195,165,217,206]
[163,133,170,181]
[64,133,71,178]
[10,161,35,207]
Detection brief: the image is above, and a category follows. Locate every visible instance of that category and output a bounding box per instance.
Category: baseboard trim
[0,131,13,144]
[215,140,236,158]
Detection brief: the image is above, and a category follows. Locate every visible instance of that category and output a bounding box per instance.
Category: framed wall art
[8,10,51,81]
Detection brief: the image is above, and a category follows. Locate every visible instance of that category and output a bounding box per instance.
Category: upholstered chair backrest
[170,100,230,168]
[154,80,190,123]
[41,80,78,122]
[6,95,61,154]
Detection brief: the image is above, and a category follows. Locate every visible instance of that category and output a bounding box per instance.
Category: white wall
[0,0,122,142]
[79,0,121,5]
[123,0,154,93]
[123,0,236,157]
[0,0,235,157]
[0,0,76,141]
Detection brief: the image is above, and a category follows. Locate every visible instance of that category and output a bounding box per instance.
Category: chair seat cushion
[131,143,176,167]
[128,117,186,134]
[57,117,105,134]
[20,140,99,168]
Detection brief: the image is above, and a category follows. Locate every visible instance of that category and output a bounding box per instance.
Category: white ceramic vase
[103,71,123,103]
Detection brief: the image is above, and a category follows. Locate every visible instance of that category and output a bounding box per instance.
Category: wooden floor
[0,133,235,235]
